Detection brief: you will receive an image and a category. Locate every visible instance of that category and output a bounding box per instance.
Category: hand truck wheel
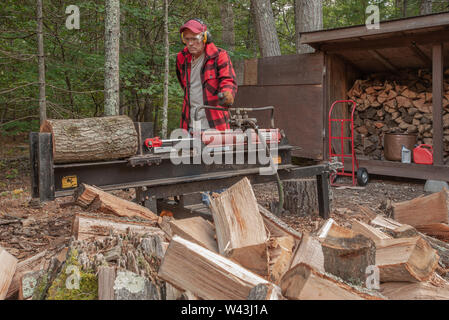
[357,167,369,186]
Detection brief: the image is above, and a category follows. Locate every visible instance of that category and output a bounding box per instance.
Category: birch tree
[161,0,169,138]
[295,0,323,54]
[104,0,120,116]
[37,0,46,124]
[250,0,281,57]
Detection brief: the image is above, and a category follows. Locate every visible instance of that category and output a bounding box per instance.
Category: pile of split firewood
[2,178,449,300]
[348,69,449,160]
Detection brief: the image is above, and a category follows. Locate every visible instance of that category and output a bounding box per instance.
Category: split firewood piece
[377,217,449,271]
[209,178,269,276]
[169,216,218,253]
[415,223,449,242]
[6,250,47,300]
[280,263,384,300]
[72,213,164,241]
[351,220,392,242]
[98,266,116,300]
[258,204,302,243]
[393,189,448,227]
[73,184,159,222]
[290,221,376,285]
[380,273,449,300]
[0,247,18,300]
[376,236,439,282]
[268,236,295,285]
[158,236,282,300]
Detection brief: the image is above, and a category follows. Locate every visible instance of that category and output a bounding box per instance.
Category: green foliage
[1,0,448,138]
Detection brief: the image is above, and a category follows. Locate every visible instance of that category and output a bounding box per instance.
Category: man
[176,18,237,132]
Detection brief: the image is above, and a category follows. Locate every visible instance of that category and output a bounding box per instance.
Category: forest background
[1,0,448,139]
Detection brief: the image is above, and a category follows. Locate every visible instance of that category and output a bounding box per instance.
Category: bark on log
[283,179,318,216]
[40,116,138,163]
[290,221,376,286]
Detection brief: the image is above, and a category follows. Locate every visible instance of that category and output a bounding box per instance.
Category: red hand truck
[328,100,369,187]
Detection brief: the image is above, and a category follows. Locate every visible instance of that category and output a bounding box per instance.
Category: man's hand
[218,91,234,107]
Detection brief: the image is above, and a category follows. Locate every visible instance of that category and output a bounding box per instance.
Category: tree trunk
[295,0,322,54]
[104,0,120,116]
[40,115,138,163]
[403,0,408,17]
[284,179,318,216]
[250,0,281,57]
[219,0,235,51]
[420,0,433,15]
[36,0,46,124]
[161,0,169,138]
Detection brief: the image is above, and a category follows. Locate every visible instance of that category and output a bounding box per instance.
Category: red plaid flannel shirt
[176,43,238,131]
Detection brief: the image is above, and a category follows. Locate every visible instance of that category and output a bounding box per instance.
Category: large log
[393,190,448,226]
[0,247,18,300]
[73,184,159,222]
[40,115,138,163]
[158,236,282,300]
[209,178,269,276]
[280,263,384,300]
[376,237,439,282]
[72,213,165,241]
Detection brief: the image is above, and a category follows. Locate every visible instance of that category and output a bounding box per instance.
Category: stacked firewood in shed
[347,69,449,161]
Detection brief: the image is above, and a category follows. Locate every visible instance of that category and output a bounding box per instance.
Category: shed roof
[301,12,449,73]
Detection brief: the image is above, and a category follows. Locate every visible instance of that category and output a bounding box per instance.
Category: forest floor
[0,136,429,262]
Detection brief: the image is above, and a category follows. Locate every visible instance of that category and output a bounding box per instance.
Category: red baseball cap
[180,19,207,34]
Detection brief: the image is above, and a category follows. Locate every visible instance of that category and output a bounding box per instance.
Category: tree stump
[40,115,138,163]
[284,179,319,216]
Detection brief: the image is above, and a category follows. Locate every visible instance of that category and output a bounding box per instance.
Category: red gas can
[413,144,433,165]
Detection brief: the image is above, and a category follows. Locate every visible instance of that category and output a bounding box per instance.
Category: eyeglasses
[183,33,203,44]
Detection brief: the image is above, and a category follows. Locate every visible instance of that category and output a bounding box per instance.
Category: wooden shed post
[432,43,444,166]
